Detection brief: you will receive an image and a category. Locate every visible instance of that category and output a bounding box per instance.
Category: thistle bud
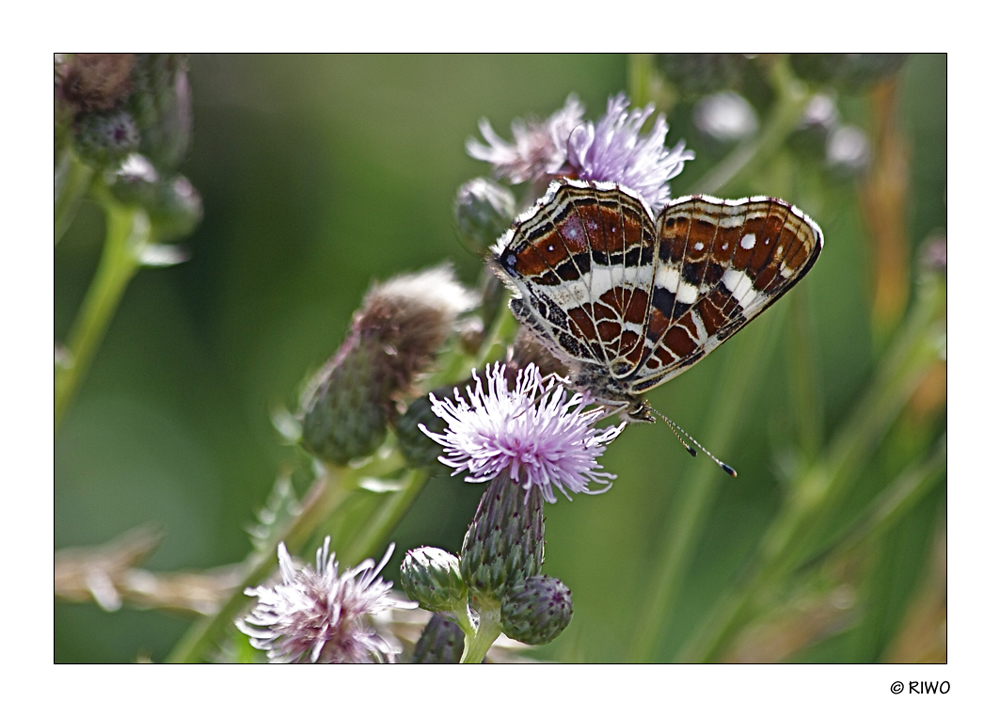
[920,235,946,274]
[500,575,573,645]
[73,109,140,170]
[400,546,468,613]
[459,472,545,603]
[396,389,450,470]
[57,53,135,112]
[825,125,871,178]
[454,177,516,254]
[148,175,202,240]
[128,54,193,173]
[788,94,839,162]
[656,54,748,98]
[790,54,908,94]
[411,614,466,664]
[110,156,203,240]
[300,266,475,465]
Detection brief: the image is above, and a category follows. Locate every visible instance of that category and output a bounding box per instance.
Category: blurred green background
[54,54,945,663]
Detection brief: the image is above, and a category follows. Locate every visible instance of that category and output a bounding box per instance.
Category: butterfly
[490,178,823,428]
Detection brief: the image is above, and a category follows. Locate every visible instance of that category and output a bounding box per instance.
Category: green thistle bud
[73,109,140,170]
[825,125,871,179]
[396,389,450,470]
[656,54,748,98]
[788,94,838,162]
[300,332,391,465]
[58,53,135,112]
[148,175,202,241]
[110,156,203,240]
[128,54,192,173]
[400,546,468,613]
[500,575,573,645]
[459,473,545,603]
[790,54,908,94]
[411,614,466,664]
[454,178,516,254]
[920,235,946,275]
[300,266,476,465]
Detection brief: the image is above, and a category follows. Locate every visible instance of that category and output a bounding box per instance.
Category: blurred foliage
[54,54,944,663]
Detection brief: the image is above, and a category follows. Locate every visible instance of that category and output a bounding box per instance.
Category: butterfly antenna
[651,407,738,477]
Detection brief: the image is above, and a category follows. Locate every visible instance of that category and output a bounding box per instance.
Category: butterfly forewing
[492,179,823,409]
[630,196,823,391]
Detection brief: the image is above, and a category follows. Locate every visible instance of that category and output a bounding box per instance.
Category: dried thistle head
[300,265,476,465]
[58,54,135,112]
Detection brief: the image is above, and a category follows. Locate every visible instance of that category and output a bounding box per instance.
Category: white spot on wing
[655,265,699,304]
[723,268,758,310]
[740,233,756,250]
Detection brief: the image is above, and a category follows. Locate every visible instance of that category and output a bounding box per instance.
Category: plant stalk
[55,200,147,428]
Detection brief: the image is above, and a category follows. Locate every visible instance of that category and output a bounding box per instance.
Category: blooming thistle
[238,538,416,663]
[468,93,693,212]
[421,362,625,504]
[466,94,585,185]
[565,93,694,213]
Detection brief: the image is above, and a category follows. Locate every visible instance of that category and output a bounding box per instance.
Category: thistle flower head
[468,93,693,212]
[466,94,585,184]
[239,539,415,663]
[422,362,625,504]
[566,93,694,212]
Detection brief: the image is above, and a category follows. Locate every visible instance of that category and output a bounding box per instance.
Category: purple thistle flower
[238,538,416,663]
[466,94,585,184]
[468,93,693,213]
[421,363,625,504]
[566,93,694,213]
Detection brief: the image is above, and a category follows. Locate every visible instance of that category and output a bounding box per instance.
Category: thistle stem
[694,58,811,196]
[165,465,355,663]
[461,602,502,664]
[55,199,147,429]
[628,304,786,662]
[675,275,945,662]
[341,467,429,567]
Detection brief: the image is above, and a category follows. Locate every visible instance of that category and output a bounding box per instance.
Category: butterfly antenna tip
[652,408,737,477]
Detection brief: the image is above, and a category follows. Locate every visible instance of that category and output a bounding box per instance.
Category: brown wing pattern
[629,195,823,392]
[491,180,823,406]
[493,181,659,382]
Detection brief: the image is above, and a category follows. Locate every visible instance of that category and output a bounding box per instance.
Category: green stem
[694,58,811,197]
[675,276,945,662]
[165,464,356,663]
[341,467,429,566]
[461,601,502,664]
[788,291,824,462]
[628,54,655,107]
[55,200,147,429]
[451,604,476,638]
[821,436,945,563]
[628,303,787,662]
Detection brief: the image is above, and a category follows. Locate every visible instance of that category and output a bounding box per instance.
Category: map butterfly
[490,178,823,438]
